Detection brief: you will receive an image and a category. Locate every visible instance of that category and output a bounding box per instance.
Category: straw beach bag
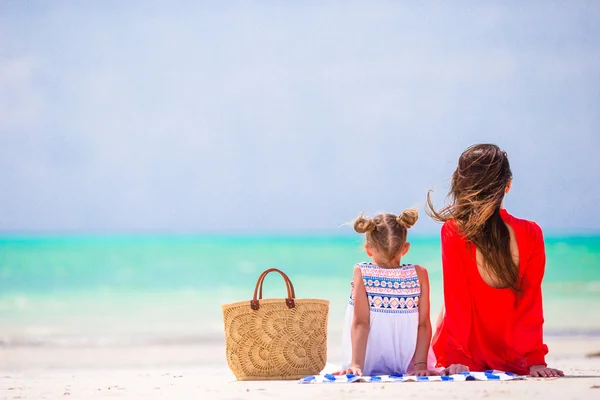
[222,268,329,381]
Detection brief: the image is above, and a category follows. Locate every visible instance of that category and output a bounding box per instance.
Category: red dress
[432,209,548,375]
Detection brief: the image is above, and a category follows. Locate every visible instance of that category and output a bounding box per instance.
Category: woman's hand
[411,369,440,377]
[332,365,363,376]
[441,364,470,375]
[530,365,564,377]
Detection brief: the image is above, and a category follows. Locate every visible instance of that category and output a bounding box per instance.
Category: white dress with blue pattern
[341,262,428,375]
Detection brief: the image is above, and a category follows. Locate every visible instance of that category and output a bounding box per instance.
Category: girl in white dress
[337,209,437,376]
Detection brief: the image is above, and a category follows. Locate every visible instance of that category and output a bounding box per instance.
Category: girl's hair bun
[396,209,419,229]
[354,213,376,234]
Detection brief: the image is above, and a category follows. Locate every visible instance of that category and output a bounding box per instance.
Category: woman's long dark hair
[426,144,518,291]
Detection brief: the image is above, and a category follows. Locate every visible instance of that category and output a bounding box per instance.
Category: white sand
[1,337,600,400]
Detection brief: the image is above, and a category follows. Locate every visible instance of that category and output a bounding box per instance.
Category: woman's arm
[411,265,437,375]
[347,264,370,375]
[435,222,478,370]
[514,224,562,377]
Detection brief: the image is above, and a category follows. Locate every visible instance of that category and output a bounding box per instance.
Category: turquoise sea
[1,235,600,348]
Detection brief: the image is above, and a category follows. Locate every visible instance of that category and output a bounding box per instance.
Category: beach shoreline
[1,336,599,399]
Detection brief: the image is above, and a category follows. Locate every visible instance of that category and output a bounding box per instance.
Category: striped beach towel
[299,370,523,383]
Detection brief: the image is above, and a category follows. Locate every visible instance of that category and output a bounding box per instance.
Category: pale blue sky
[1,1,599,234]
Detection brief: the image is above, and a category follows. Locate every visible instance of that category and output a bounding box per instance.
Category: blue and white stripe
[299,371,523,383]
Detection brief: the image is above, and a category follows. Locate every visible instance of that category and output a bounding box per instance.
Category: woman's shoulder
[441,220,457,234]
[502,210,543,238]
[440,220,466,242]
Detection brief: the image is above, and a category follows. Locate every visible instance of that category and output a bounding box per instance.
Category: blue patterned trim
[347,262,422,312]
[362,276,419,285]
[358,262,413,269]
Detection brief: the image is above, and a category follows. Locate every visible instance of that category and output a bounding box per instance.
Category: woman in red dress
[427,144,563,377]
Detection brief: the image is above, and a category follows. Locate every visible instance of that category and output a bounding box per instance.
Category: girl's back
[342,262,421,375]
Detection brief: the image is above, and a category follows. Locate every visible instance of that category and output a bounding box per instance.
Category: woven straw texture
[222,270,329,381]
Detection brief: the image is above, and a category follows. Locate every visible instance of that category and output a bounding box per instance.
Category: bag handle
[253,268,295,308]
[250,268,296,310]
[258,268,295,300]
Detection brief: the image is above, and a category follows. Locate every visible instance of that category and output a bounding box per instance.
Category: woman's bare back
[475,221,520,289]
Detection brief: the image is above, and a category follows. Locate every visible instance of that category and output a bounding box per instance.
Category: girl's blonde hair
[353,209,418,262]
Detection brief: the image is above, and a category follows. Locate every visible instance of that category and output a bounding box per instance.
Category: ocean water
[1,234,600,348]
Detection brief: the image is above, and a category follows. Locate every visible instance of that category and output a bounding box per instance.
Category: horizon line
[1,230,599,240]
